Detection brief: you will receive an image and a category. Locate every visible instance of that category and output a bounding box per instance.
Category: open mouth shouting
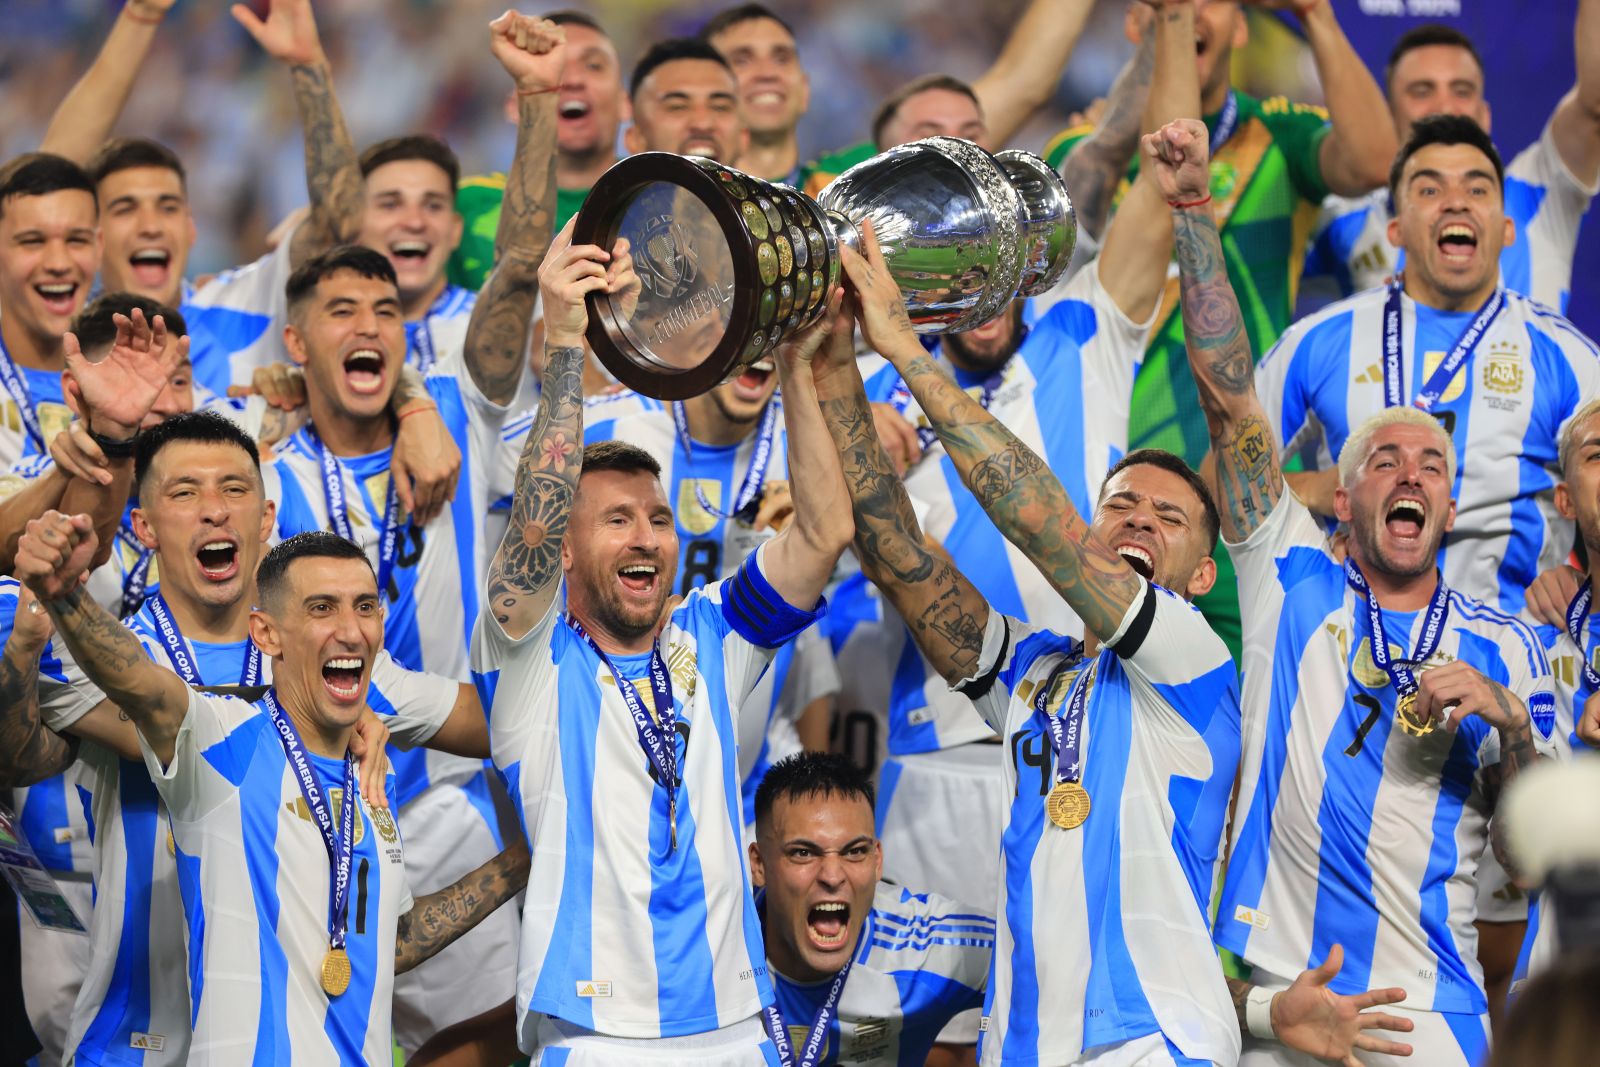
[129,247,173,289]
[389,240,432,268]
[1115,543,1156,581]
[34,281,80,318]
[321,655,365,703]
[807,899,851,951]
[559,98,591,122]
[730,359,775,403]
[680,138,722,159]
[342,347,387,396]
[195,536,241,583]
[617,559,660,600]
[1435,222,1479,267]
[1383,496,1428,543]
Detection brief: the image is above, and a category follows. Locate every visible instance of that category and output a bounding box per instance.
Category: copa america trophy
[570,136,1076,400]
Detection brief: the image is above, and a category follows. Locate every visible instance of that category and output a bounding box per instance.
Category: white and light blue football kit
[405,284,476,375]
[764,882,992,1067]
[959,579,1242,1067]
[1305,120,1599,312]
[1533,578,1600,753]
[471,545,822,1051]
[181,226,297,395]
[0,342,74,473]
[1255,282,1600,615]
[44,598,459,1067]
[1218,492,1558,1065]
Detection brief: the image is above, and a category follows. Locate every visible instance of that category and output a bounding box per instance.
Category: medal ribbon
[670,398,780,521]
[1211,90,1241,152]
[565,617,679,843]
[312,430,403,597]
[1040,654,1095,785]
[889,365,1005,453]
[147,593,262,686]
[117,525,156,620]
[1565,579,1600,691]
[1380,276,1506,411]
[263,689,356,956]
[762,954,855,1067]
[1343,559,1451,700]
[0,338,45,451]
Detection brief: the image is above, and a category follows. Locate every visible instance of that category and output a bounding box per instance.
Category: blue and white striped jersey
[837,261,1152,756]
[0,351,73,474]
[1255,284,1600,616]
[404,284,476,375]
[1218,493,1559,1015]
[181,228,296,396]
[1534,608,1598,753]
[133,687,412,1066]
[767,882,992,1067]
[1305,121,1599,313]
[471,546,823,1045]
[965,582,1242,1067]
[47,603,457,1067]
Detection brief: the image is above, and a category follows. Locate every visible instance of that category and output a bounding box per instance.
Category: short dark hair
[1384,24,1485,88]
[72,292,188,358]
[285,245,398,319]
[257,531,374,613]
[1388,112,1504,205]
[134,409,260,494]
[700,4,796,44]
[871,74,981,150]
[754,752,875,833]
[580,440,662,480]
[544,8,605,34]
[358,134,460,194]
[1101,448,1221,551]
[85,137,187,191]
[631,37,734,99]
[0,153,96,220]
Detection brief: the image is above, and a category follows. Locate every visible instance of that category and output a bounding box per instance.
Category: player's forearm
[1059,31,1155,241]
[464,91,558,405]
[813,363,989,684]
[390,367,433,415]
[39,1,169,164]
[287,57,363,267]
[1488,704,1544,879]
[1301,0,1396,195]
[1173,202,1282,542]
[395,838,530,974]
[60,459,136,573]
[1550,0,1600,186]
[0,471,68,575]
[424,683,491,760]
[772,361,853,580]
[485,343,584,636]
[0,636,77,789]
[972,0,1095,148]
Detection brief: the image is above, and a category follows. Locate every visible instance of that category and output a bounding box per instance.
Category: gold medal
[1395,691,1434,737]
[1046,781,1091,830]
[166,828,175,856]
[321,947,351,997]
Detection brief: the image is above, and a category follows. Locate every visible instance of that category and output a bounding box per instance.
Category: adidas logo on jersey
[1233,905,1271,930]
[575,980,613,998]
[130,1033,167,1051]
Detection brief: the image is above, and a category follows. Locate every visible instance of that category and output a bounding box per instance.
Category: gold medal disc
[321,947,352,997]
[166,828,176,856]
[1395,691,1434,737]
[1046,781,1091,830]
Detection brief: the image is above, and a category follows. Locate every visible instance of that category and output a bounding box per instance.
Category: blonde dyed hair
[1337,407,1457,487]
[1558,398,1600,478]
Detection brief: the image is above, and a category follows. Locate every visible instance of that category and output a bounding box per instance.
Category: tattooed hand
[1413,661,1529,734]
[839,218,915,362]
[16,512,98,603]
[1143,118,1212,204]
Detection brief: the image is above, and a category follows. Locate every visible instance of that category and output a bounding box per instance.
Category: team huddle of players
[3,1,1599,1066]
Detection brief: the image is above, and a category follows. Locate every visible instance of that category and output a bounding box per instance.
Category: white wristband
[1245,986,1277,1041]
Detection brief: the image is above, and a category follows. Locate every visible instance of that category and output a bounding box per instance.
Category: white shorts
[530,1013,780,1067]
[1474,846,1530,923]
[875,743,1007,1045]
[391,776,522,1056]
[20,877,93,1067]
[1238,968,1489,1067]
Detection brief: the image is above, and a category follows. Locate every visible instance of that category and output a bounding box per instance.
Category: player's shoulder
[1506,289,1600,360]
[1042,123,1095,170]
[1261,286,1378,365]
[866,882,996,958]
[1447,588,1550,676]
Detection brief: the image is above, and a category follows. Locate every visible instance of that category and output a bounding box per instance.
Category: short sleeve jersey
[182,224,298,395]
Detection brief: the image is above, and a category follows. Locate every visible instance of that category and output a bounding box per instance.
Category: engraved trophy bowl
[571,138,1075,400]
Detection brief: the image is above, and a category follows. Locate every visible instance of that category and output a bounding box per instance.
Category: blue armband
[721,551,825,649]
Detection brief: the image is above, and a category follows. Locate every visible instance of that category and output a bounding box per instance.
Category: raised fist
[16,511,98,603]
[1142,119,1213,207]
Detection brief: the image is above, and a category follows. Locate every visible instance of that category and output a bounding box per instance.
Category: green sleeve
[1042,125,1093,171]
[799,141,877,197]
[447,176,506,292]
[1256,96,1332,205]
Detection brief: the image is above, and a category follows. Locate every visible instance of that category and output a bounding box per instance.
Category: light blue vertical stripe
[1498,177,1544,304]
[1024,297,1097,516]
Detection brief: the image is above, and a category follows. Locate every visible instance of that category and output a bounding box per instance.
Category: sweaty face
[1090,464,1214,597]
[943,302,1024,375]
[752,791,880,982]
[255,555,384,736]
[96,166,195,307]
[1387,44,1490,142]
[627,58,745,162]
[1390,142,1510,304]
[564,469,680,642]
[357,159,462,308]
[287,270,406,423]
[134,440,272,615]
[710,16,810,138]
[880,88,986,150]
[0,190,99,352]
[1336,423,1457,581]
[1558,409,1600,560]
[554,24,629,160]
[1193,0,1246,106]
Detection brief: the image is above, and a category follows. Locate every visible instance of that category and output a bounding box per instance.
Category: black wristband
[89,429,140,459]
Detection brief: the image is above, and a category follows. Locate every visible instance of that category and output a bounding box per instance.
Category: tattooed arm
[14,513,190,765]
[810,310,991,685]
[1143,119,1282,543]
[462,14,563,406]
[1058,28,1155,243]
[39,0,175,164]
[234,0,364,268]
[395,838,530,973]
[0,589,76,788]
[842,225,1142,644]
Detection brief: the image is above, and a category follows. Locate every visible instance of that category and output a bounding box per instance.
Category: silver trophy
[571,136,1076,400]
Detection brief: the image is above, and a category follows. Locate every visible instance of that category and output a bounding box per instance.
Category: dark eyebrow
[783,834,874,850]
[1406,168,1444,188]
